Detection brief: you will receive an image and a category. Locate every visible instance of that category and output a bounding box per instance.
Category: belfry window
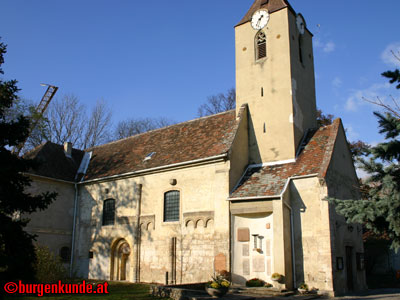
[164,191,180,222]
[102,199,115,226]
[256,31,267,60]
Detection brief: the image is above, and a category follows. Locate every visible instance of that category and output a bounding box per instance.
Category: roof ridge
[319,118,341,178]
[23,141,49,157]
[87,109,235,151]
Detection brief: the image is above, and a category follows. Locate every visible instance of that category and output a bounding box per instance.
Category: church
[25,0,367,296]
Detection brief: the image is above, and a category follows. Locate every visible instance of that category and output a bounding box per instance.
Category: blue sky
[1,0,400,146]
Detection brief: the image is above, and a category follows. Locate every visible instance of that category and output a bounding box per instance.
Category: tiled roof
[236,0,293,27]
[83,110,239,181]
[24,142,84,182]
[229,119,341,199]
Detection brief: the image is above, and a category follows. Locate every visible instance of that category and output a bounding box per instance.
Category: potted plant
[245,278,265,287]
[271,273,282,282]
[264,282,273,288]
[205,275,230,298]
[298,283,309,294]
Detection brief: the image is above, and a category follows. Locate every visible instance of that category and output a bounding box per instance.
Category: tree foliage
[382,69,400,89]
[0,39,57,282]
[331,64,400,251]
[316,109,334,127]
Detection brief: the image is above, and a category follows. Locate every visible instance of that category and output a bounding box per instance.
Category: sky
[1,0,400,147]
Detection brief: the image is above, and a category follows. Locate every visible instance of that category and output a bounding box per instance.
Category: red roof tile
[84,110,238,181]
[229,119,340,199]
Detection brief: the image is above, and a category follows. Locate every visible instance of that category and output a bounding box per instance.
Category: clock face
[251,10,269,30]
[296,14,305,35]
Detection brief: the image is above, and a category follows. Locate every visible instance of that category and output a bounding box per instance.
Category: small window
[164,191,180,222]
[144,152,156,161]
[59,246,71,263]
[256,31,267,60]
[102,199,115,226]
[298,35,304,64]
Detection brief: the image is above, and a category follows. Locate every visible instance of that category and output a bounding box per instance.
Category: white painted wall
[232,212,274,284]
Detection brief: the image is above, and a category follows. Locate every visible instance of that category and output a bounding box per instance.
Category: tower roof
[236,0,294,27]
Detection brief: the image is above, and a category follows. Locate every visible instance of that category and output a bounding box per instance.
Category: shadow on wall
[76,177,155,281]
[75,168,224,284]
[166,215,217,284]
[290,182,306,287]
[247,114,263,165]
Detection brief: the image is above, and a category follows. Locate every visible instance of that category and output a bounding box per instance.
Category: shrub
[34,245,67,283]
[264,282,273,287]
[246,278,265,287]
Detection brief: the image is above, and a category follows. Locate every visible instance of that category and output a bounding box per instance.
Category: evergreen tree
[0,39,57,282]
[331,67,400,252]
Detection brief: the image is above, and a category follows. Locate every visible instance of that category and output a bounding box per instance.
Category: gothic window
[102,199,115,226]
[164,191,180,222]
[256,31,267,60]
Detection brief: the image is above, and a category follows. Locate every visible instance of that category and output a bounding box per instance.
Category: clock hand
[257,15,263,27]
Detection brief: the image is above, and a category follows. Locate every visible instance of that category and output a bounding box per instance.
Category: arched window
[102,199,115,226]
[256,31,267,60]
[164,191,180,222]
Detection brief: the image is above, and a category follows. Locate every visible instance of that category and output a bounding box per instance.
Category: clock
[251,10,269,30]
[296,14,305,35]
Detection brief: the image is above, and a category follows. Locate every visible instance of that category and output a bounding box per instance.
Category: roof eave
[81,153,229,184]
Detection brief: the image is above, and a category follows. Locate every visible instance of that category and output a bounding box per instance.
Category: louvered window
[164,191,180,222]
[102,199,115,226]
[256,31,267,60]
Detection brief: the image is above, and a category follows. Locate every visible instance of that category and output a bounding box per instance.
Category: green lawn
[4,281,171,300]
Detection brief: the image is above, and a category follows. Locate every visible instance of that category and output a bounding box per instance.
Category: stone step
[189,294,256,300]
[231,287,295,297]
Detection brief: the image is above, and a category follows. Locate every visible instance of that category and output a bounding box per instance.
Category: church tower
[235,0,317,164]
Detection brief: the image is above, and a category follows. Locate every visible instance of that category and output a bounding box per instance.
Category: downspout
[70,151,92,278]
[283,201,296,289]
[70,183,78,277]
[135,184,142,282]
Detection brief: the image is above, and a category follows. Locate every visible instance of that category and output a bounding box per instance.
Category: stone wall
[325,124,367,295]
[25,175,75,270]
[290,177,334,292]
[74,160,231,284]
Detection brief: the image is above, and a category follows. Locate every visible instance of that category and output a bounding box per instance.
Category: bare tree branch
[363,96,400,119]
[47,94,86,147]
[83,99,112,149]
[197,88,236,117]
[114,117,175,140]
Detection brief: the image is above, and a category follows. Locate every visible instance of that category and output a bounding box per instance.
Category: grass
[4,280,171,300]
